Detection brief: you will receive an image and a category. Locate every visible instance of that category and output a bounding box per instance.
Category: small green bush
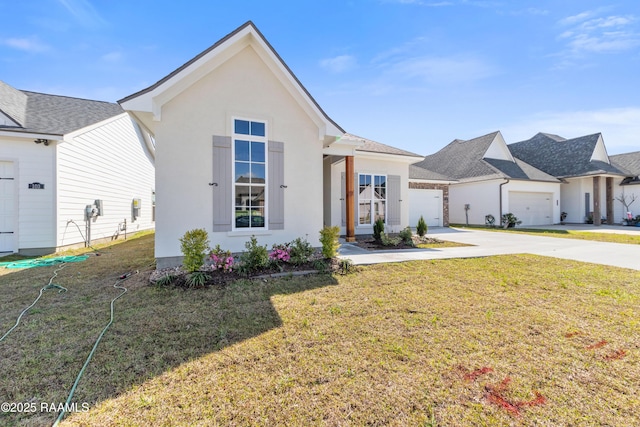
[501,213,522,228]
[380,232,401,247]
[319,226,341,259]
[416,215,427,237]
[179,228,210,273]
[289,236,315,265]
[373,218,385,241]
[238,235,269,273]
[399,226,415,246]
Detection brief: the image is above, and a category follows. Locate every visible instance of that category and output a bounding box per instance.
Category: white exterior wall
[449,180,501,225]
[613,181,640,223]
[502,180,561,225]
[56,114,155,247]
[155,45,324,257]
[449,179,560,225]
[562,176,618,223]
[0,135,56,252]
[328,156,410,235]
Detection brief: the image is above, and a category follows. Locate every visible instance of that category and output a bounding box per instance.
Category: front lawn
[1,234,638,426]
[452,224,640,245]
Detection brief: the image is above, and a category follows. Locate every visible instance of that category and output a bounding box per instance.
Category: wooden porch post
[606,177,614,225]
[345,155,355,242]
[593,176,601,226]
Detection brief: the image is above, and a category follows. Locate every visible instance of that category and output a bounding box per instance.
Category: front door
[0,161,16,253]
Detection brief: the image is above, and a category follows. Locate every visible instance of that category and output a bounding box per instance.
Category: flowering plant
[269,243,291,263]
[210,245,234,272]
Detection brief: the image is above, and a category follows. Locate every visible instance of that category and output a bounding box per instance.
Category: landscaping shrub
[501,213,522,228]
[373,218,385,241]
[416,215,427,237]
[179,228,210,273]
[319,226,341,259]
[399,226,414,246]
[380,232,401,247]
[269,243,291,263]
[238,235,269,273]
[210,244,234,272]
[288,237,315,265]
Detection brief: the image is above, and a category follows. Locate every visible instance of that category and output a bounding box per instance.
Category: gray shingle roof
[343,133,423,158]
[509,132,628,178]
[0,80,124,136]
[409,164,456,181]
[410,131,558,183]
[610,151,640,177]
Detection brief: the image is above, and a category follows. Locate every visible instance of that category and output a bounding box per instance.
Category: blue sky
[2,0,639,155]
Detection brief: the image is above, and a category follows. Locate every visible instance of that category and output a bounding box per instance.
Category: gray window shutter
[212,135,232,232]
[268,141,285,230]
[388,175,401,226]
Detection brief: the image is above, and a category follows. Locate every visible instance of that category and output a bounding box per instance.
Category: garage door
[409,188,442,227]
[0,161,16,253]
[509,191,553,226]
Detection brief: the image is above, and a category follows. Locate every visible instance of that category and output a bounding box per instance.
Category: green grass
[452,224,640,245]
[1,234,639,426]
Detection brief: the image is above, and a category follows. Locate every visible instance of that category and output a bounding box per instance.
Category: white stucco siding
[449,180,501,225]
[0,136,56,251]
[561,177,609,223]
[328,156,410,235]
[155,45,324,257]
[56,114,155,247]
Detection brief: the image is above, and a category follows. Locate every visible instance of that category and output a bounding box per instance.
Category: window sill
[227,230,273,237]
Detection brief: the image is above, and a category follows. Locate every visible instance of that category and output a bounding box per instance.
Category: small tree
[373,218,385,242]
[319,226,341,259]
[179,229,210,273]
[616,193,637,215]
[416,215,428,237]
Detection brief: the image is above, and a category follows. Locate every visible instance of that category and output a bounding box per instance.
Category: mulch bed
[354,234,445,250]
[150,256,343,288]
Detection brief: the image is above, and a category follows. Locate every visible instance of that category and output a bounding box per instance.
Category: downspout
[499,179,510,225]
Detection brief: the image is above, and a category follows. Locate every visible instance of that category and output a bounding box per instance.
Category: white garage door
[409,188,442,227]
[509,191,553,226]
[0,161,16,253]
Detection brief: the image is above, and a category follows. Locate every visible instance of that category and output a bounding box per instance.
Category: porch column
[593,176,601,226]
[606,177,614,225]
[345,155,355,242]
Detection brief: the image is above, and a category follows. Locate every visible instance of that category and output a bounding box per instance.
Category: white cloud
[57,0,107,28]
[390,54,497,83]
[2,36,49,53]
[320,54,357,73]
[557,11,640,55]
[101,51,123,63]
[501,107,640,154]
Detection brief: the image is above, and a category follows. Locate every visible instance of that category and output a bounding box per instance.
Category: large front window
[358,174,386,225]
[234,119,266,229]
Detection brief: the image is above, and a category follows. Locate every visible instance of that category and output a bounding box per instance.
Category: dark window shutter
[212,135,232,232]
[388,175,401,226]
[268,141,285,230]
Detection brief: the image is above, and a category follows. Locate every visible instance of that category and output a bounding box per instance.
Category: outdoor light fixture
[34,138,49,145]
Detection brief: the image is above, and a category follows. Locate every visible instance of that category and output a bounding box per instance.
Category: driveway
[338,226,640,271]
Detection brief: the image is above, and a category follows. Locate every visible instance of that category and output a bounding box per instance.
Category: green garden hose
[53,270,138,426]
[0,264,69,343]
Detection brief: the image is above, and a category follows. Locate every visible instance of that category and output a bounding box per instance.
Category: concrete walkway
[338,226,640,271]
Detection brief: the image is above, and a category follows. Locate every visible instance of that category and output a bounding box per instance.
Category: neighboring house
[408,164,456,227]
[509,133,631,225]
[411,131,561,226]
[610,151,640,221]
[119,21,422,268]
[0,80,155,255]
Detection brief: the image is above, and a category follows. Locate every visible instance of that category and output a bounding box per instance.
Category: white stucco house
[118,21,422,268]
[411,131,561,227]
[509,133,634,225]
[610,151,640,222]
[0,80,155,255]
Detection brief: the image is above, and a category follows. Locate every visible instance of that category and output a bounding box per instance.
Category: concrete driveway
[338,226,640,271]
